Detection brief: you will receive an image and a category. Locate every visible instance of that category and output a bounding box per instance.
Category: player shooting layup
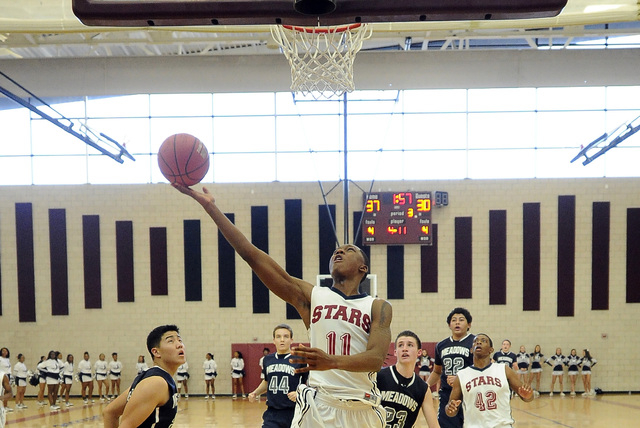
[175,185,391,428]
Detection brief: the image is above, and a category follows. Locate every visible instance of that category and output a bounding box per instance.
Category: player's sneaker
[549,392,553,397]
[560,392,565,397]
[570,392,576,397]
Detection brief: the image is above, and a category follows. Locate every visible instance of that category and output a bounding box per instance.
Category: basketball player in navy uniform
[249,324,308,428]
[492,340,518,371]
[426,308,475,428]
[378,331,439,428]
[175,185,391,428]
[445,334,533,428]
[103,325,185,428]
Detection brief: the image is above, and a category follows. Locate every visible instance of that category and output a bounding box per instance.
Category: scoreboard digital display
[361,191,432,245]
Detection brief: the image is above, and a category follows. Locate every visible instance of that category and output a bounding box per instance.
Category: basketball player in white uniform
[445,334,533,428]
[175,185,392,428]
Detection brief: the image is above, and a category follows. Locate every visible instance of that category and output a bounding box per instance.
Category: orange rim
[281,23,363,34]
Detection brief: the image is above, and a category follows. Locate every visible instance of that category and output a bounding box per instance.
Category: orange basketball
[158,133,210,186]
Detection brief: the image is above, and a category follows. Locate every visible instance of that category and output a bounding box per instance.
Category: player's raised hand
[173,184,215,206]
[290,344,336,373]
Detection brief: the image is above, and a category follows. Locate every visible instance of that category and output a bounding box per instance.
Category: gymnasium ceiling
[0,0,639,59]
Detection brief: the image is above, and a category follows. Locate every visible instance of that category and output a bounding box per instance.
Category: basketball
[158,133,210,186]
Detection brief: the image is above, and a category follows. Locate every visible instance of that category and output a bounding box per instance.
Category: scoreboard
[361,191,432,245]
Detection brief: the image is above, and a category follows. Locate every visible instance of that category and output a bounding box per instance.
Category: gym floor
[5,393,639,427]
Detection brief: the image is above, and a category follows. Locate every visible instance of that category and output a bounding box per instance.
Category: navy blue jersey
[127,366,178,428]
[492,351,517,367]
[262,352,307,410]
[378,365,428,428]
[434,334,475,394]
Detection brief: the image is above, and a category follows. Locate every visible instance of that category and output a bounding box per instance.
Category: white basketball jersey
[307,286,379,401]
[457,363,514,428]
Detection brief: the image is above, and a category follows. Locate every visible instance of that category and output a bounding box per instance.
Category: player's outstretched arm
[421,389,441,428]
[248,380,268,402]
[505,366,534,402]
[291,299,392,373]
[445,377,462,417]
[174,184,313,323]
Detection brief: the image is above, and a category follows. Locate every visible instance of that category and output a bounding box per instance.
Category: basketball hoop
[271,23,372,99]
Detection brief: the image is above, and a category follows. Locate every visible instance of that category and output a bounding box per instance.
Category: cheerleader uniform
[545,354,566,375]
[108,360,122,381]
[231,358,244,379]
[580,357,597,373]
[203,359,217,380]
[529,352,544,373]
[63,361,74,385]
[136,362,149,375]
[567,355,581,376]
[516,352,530,374]
[13,361,28,388]
[94,360,108,381]
[37,360,47,385]
[418,355,433,377]
[44,358,61,385]
[78,359,93,383]
[176,362,189,382]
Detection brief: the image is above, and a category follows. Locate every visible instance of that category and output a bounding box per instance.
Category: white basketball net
[271,23,372,99]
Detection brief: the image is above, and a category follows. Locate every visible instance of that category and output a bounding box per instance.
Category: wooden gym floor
[5,393,639,427]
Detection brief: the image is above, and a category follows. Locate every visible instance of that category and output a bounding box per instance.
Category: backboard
[72,0,568,27]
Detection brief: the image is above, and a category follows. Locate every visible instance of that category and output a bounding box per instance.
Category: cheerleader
[12,354,28,409]
[0,348,10,412]
[417,349,434,383]
[528,345,544,397]
[36,356,47,405]
[230,351,246,399]
[108,352,122,399]
[516,345,531,386]
[0,370,12,428]
[203,353,217,400]
[94,353,109,401]
[78,352,94,404]
[44,350,61,410]
[580,349,597,397]
[135,355,148,375]
[566,349,581,396]
[545,347,566,397]
[257,348,269,400]
[61,354,74,407]
[56,351,64,402]
[176,361,190,399]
